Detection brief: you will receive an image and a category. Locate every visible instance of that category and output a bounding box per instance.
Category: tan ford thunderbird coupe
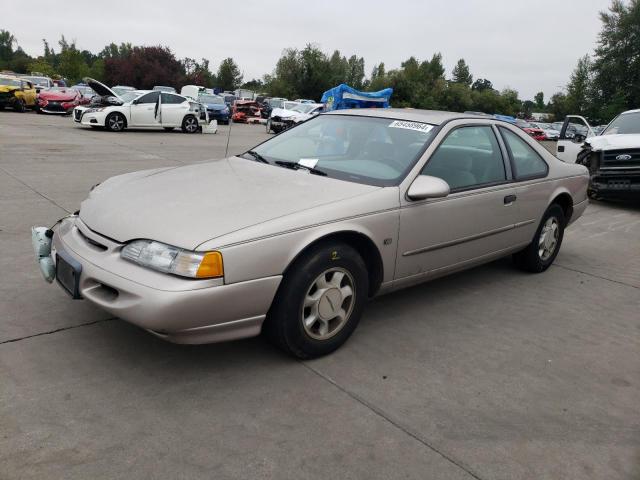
[34,109,589,358]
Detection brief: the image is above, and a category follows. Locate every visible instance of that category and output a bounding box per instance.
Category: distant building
[531,112,553,121]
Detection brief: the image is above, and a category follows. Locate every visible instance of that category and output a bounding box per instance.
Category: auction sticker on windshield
[388,120,434,133]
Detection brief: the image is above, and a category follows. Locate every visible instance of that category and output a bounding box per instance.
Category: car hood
[39,90,77,101]
[0,85,19,93]
[271,107,298,118]
[80,157,380,250]
[83,77,120,100]
[584,134,640,151]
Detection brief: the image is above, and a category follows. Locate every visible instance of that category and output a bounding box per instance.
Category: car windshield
[23,76,48,86]
[269,99,285,109]
[199,95,224,104]
[284,102,298,110]
[247,115,437,186]
[0,77,21,87]
[602,111,640,135]
[291,104,315,113]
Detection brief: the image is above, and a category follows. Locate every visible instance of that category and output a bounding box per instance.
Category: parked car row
[0,73,97,114]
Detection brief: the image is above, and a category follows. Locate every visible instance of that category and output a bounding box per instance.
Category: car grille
[44,102,66,112]
[601,149,640,170]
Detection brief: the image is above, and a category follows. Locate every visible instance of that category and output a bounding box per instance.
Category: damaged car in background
[232,100,262,123]
[266,102,324,133]
[73,78,207,133]
[33,110,588,359]
[36,87,81,114]
[558,110,640,199]
[0,75,37,112]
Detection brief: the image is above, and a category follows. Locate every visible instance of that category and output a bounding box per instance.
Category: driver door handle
[504,194,517,205]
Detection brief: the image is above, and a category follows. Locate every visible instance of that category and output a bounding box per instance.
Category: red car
[36,87,81,115]
[515,119,546,141]
[231,100,262,123]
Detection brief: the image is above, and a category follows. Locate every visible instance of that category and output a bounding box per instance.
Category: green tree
[565,55,592,116]
[346,55,365,89]
[451,58,473,86]
[216,57,243,91]
[591,0,640,121]
[0,30,16,69]
[472,78,493,91]
[534,92,545,110]
[56,36,90,83]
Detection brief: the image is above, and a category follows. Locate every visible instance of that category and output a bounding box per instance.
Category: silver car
[37,109,589,358]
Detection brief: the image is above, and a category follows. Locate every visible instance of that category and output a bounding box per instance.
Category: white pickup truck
[556,110,640,199]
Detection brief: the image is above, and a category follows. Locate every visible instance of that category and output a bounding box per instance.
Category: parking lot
[1,112,639,479]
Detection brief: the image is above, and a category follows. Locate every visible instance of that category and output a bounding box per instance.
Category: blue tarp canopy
[321,84,393,111]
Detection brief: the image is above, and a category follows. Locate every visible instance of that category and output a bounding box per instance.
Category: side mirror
[407,175,450,201]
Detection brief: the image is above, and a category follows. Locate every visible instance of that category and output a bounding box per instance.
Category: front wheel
[14,99,26,113]
[181,115,199,133]
[513,204,565,273]
[105,112,126,132]
[265,241,369,359]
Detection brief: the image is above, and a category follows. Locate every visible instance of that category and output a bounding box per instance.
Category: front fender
[202,209,399,286]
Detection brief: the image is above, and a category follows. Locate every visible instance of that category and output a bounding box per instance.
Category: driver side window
[136,91,160,104]
[421,126,506,191]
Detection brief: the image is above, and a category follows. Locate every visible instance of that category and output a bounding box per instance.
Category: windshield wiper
[274,160,327,176]
[244,150,269,163]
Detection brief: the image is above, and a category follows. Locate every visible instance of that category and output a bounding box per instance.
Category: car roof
[326,108,498,125]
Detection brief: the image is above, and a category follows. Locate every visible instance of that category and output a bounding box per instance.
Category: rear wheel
[105,112,126,132]
[513,204,565,273]
[265,241,369,359]
[181,115,198,133]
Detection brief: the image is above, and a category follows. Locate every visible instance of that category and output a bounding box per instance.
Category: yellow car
[0,75,37,112]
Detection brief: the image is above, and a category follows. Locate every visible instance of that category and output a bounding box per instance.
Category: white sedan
[73,78,206,133]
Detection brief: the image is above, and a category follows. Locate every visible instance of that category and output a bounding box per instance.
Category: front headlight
[222,107,229,114]
[121,240,223,279]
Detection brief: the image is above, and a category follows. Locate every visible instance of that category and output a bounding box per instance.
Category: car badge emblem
[616,154,632,161]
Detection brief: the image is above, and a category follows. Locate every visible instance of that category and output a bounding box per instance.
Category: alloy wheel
[302,268,355,340]
[538,217,559,261]
[108,114,124,131]
[184,116,198,133]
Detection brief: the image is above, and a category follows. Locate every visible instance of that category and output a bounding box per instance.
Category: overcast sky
[4,0,610,100]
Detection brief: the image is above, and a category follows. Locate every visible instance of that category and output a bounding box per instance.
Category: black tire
[163,127,175,131]
[181,115,199,133]
[14,99,26,113]
[105,112,126,132]
[265,241,369,359]
[513,204,565,273]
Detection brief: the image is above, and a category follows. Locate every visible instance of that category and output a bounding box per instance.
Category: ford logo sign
[616,154,632,161]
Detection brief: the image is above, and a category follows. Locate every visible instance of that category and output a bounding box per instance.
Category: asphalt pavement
[1,112,638,479]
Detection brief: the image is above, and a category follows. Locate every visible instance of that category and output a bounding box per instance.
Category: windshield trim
[241,113,441,187]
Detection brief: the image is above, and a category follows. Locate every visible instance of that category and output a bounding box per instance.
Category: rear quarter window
[499,127,548,180]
